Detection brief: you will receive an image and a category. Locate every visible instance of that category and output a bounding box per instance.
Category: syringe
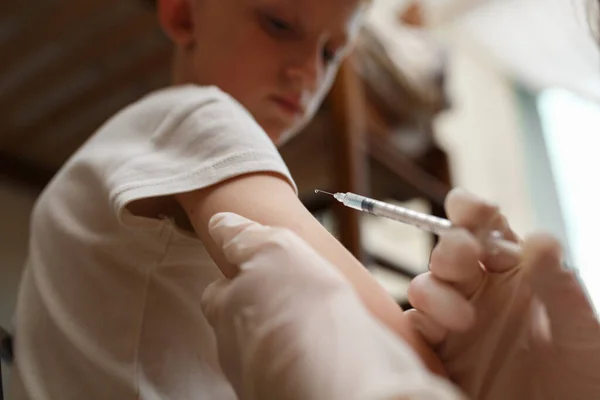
[315,190,522,259]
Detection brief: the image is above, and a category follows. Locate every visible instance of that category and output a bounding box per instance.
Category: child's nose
[284,43,325,93]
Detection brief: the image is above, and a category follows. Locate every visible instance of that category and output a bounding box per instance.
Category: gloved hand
[406,188,600,400]
[202,212,465,400]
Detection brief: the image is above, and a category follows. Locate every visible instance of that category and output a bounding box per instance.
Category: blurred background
[1,0,599,335]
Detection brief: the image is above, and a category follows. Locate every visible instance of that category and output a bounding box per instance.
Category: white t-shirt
[9,85,297,400]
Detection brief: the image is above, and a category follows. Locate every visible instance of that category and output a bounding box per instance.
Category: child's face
[183,0,365,143]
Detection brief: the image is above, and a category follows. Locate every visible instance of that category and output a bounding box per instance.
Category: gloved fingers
[445,188,502,234]
[478,213,522,272]
[408,272,475,333]
[429,229,484,298]
[205,212,349,325]
[445,188,520,273]
[209,212,262,247]
[209,212,343,281]
[404,309,448,346]
[201,278,233,326]
[523,232,600,344]
[208,212,276,267]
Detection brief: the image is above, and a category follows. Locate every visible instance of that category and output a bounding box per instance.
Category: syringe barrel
[338,192,365,211]
[339,191,522,258]
[342,192,453,235]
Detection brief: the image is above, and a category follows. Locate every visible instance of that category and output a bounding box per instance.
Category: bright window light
[537,88,600,311]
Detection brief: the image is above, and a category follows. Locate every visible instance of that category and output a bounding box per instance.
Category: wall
[433,28,536,236]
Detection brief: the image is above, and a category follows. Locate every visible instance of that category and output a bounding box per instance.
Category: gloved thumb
[200,278,231,327]
[523,232,600,343]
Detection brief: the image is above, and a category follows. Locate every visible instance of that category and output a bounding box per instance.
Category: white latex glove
[407,188,600,400]
[202,212,465,400]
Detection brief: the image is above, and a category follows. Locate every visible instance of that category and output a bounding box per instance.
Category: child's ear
[157,0,195,47]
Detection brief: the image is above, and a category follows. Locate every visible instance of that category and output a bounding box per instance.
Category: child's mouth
[271,95,303,117]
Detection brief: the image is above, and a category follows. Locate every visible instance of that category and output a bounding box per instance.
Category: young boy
[10,0,443,398]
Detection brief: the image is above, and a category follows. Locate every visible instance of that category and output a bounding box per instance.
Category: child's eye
[322,47,336,64]
[262,15,296,39]
[267,16,292,33]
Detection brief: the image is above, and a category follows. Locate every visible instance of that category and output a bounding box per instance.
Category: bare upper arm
[175,171,445,375]
[175,172,349,277]
[175,172,304,279]
[175,172,385,304]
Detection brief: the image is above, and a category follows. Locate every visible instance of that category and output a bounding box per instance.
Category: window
[536,88,600,310]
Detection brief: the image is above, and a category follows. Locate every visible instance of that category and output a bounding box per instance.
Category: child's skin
[152,0,446,374]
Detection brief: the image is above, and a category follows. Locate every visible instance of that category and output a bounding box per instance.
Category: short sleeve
[105,86,297,226]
